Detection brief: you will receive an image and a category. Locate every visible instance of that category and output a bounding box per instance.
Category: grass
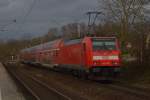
[120,61,150,87]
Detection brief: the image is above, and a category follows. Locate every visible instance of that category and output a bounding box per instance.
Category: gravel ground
[7,63,149,100]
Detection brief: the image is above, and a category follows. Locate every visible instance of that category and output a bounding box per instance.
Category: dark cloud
[0,0,10,8]
[0,0,98,40]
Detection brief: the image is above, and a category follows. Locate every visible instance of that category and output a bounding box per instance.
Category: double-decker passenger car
[20,36,121,79]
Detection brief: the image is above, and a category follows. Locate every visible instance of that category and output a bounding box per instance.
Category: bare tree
[43,28,59,42]
[99,0,147,41]
[61,23,88,39]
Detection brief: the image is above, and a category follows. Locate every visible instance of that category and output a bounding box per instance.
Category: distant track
[4,63,72,100]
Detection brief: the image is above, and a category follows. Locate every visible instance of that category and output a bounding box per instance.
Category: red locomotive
[20,36,121,79]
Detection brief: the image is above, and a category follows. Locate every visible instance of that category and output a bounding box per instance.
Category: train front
[90,37,121,77]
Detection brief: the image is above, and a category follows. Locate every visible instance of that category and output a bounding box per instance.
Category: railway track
[4,64,73,100]
[105,82,150,100]
[30,64,150,100]
[4,63,150,100]
[26,64,150,100]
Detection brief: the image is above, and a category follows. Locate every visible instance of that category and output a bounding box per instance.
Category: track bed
[4,63,150,100]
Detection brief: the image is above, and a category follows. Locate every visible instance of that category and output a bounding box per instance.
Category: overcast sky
[0,0,99,41]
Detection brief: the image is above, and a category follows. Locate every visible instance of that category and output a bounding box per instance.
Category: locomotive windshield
[92,38,116,50]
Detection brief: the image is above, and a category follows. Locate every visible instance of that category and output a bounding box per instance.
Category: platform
[0,63,26,100]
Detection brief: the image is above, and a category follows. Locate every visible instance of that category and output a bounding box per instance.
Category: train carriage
[20,36,121,79]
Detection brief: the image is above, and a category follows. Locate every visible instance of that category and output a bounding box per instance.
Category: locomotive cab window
[92,38,116,50]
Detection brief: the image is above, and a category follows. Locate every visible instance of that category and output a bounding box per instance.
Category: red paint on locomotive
[20,36,121,77]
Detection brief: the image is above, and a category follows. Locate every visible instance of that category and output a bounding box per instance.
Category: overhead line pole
[86,11,102,36]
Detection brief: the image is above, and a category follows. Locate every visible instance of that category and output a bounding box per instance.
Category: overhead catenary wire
[22,0,37,25]
[0,20,17,32]
[0,0,37,32]
[16,0,37,34]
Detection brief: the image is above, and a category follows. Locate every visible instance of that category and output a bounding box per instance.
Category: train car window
[54,50,59,57]
[92,38,116,50]
[55,51,58,56]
